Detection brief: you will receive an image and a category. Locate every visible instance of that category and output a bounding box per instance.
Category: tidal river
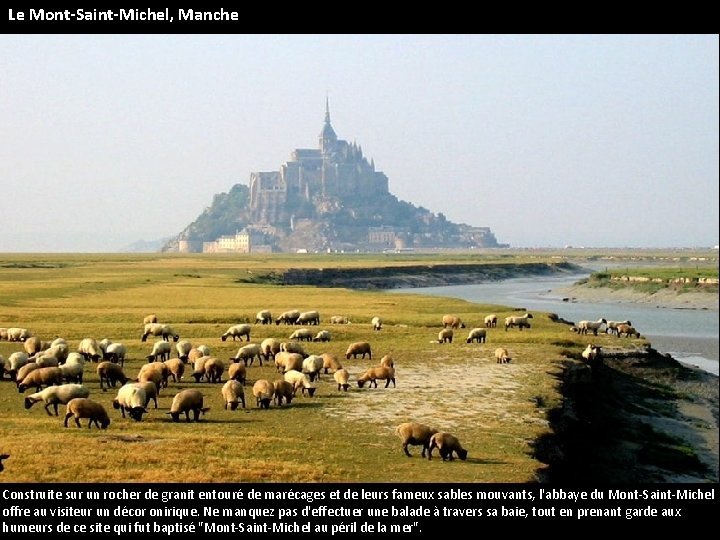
[390,270,719,376]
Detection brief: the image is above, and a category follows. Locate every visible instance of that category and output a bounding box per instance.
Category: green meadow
[0,253,654,483]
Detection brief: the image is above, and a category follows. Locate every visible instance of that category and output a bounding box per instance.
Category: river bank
[549,283,719,311]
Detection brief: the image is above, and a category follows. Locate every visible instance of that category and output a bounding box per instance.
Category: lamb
[329,315,350,324]
[274,352,304,373]
[581,344,602,363]
[395,422,439,458]
[289,328,313,342]
[438,328,453,343]
[273,380,294,406]
[112,384,148,421]
[283,369,317,397]
[302,355,324,382]
[97,361,130,391]
[228,362,247,385]
[137,362,169,391]
[260,338,281,362]
[616,324,640,338]
[465,328,487,343]
[312,330,331,342]
[484,314,498,328]
[252,379,275,409]
[275,310,301,325]
[103,343,127,366]
[577,318,608,336]
[64,398,111,429]
[221,323,251,342]
[77,337,103,362]
[24,383,90,416]
[428,432,468,461]
[371,316,382,331]
[504,313,533,331]
[297,310,320,325]
[333,368,350,391]
[321,352,342,374]
[146,340,171,362]
[357,366,396,388]
[495,347,512,364]
[163,357,185,383]
[17,367,63,393]
[221,380,246,410]
[380,354,395,369]
[606,320,632,336]
[175,340,193,362]
[255,310,273,325]
[166,389,209,422]
[346,341,372,360]
[442,315,465,329]
[58,352,85,383]
[233,343,263,366]
[143,314,158,325]
[141,323,179,343]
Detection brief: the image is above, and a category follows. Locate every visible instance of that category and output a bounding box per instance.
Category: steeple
[324,95,331,125]
[319,96,337,153]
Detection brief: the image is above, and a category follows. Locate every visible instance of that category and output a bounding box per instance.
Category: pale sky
[1,34,718,252]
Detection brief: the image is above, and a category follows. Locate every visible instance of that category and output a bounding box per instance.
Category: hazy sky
[1,34,717,252]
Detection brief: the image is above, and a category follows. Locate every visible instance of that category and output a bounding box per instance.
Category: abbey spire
[319,96,337,152]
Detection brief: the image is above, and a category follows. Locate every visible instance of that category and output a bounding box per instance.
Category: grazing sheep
[221,380,246,410]
[166,389,209,422]
[312,330,331,342]
[606,320,632,336]
[163,357,185,383]
[504,313,533,331]
[141,323,179,343]
[131,381,159,409]
[274,352,304,373]
[15,362,40,386]
[7,327,32,342]
[465,328,487,344]
[17,367,63,393]
[203,357,225,383]
[438,328,453,343]
[24,383,90,416]
[273,380,294,406]
[333,368,350,391]
[495,347,512,364]
[260,338,281,362]
[442,315,465,329]
[146,340,171,362]
[297,310,320,325]
[283,369,317,397]
[329,315,350,324]
[484,314,498,328]
[289,328,313,342]
[228,362,247,385]
[137,362,169,391]
[101,342,127,366]
[252,379,275,409]
[255,309,273,325]
[97,361,130,391]
[190,356,208,383]
[58,352,85,383]
[98,338,113,356]
[302,355,324,382]
[221,323,251,342]
[64,398,111,429]
[380,354,395,369]
[321,352,342,374]
[175,340,193,362]
[275,310,301,325]
[233,343,263,367]
[112,384,149,421]
[143,314,158,325]
[33,353,59,369]
[357,366,396,388]
[616,324,640,338]
[37,342,69,365]
[187,347,205,365]
[23,336,45,356]
[346,341,372,360]
[577,318,608,336]
[428,432,468,461]
[77,337,103,362]
[581,344,602,364]
[196,345,211,356]
[395,422,438,458]
[371,316,382,331]
[6,352,30,381]
[279,341,307,357]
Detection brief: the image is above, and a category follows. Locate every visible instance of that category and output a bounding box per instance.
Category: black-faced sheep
[297,310,320,325]
[221,323,251,342]
[346,341,372,360]
[97,361,131,391]
[260,338,281,362]
[103,343,127,366]
[466,328,487,343]
[321,352,342,374]
[428,432,468,461]
[24,383,90,416]
[77,337,103,362]
[175,340,193,362]
[606,320,632,336]
[255,309,273,325]
[312,330,331,342]
[495,347,511,364]
[283,369,317,397]
[146,340,171,362]
[112,384,148,422]
[228,362,247,385]
[371,316,382,331]
[438,328,453,343]
[484,314,498,328]
[442,314,465,329]
[357,366,395,388]
[252,379,275,409]
[302,355,324,382]
[233,343,263,366]
[166,389,209,422]
[577,318,607,336]
[142,323,179,343]
[137,362,169,391]
[275,310,301,325]
[616,324,640,338]
[333,368,350,391]
[58,352,84,383]
[289,328,313,342]
[64,398,110,429]
[163,357,185,383]
[581,344,602,364]
[17,367,63,393]
[396,422,439,458]
[273,380,294,406]
[221,380,246,410]
[203,357,225,383]
[131,381,159,409]
[504,313,533,331]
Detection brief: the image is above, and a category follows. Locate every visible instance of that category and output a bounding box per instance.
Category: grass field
[0,253,657,483]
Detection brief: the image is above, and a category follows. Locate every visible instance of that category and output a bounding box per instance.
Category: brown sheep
[346,341,372,360]
[137,362,169,391]
[228,362,247,385]
[163,357,185,384]
[17,367,63,393]
[333,368,350,391]
[64,398,111,429]
[252,379,275,409]
[438,328,453,343]
[442,314,465,329]
[616,324,640,338]
[321,352,342,374]
[380,354,395,369]
[221,380,245,410]
[166,389,209,422]
[428,432,468,461]
[357,366,395,388]
[273,380,295,406]
[495,347,512,364]
[396,422,439,458]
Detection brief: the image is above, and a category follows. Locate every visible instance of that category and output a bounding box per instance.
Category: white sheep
[396,422,439,458]
[59,352,85,383]
[143,314,158,325]
[77,337,103,362]
[252,379,275,408]
[228,362,246,385]
[333,368,350,391]
[484,314,498,328]
[504,313,533,331]
[24,383,90,416]
[273,380,294,406]
[112,384,148,421]
[428,432,468,461]
[465,328,487,343]
[7,352,30,380]
[64,398,111,429]
[175,340,193,362]
[221,380,246,410]
[221,323,251,342]
[371,316,383,331]
[438,328,453,343]
[297,310,320,325]
[312,330,331,342]
[581,344,601,363]
[275,310,301,325]
[345,341,372,360]
[103,343,127,366]
[98,338,113,355]
[203,357,225,383]
[279,341,307,357]
[196,345,211,356]
[577,318,607,336]
[141,323,179,343]
[131,381,159,408]
[7,327,32,342]
[233,343,263,366]
[606,320,632,336]
[166,389,209,422]
[442,315,465,329]
[146,340,171,362]
[329,315,350,324]
[302,355,324,382]
[495,347,512,364]
[289,328,313,342]
[255,310,273,325]
[274,351,304,373]
[283,369,317,397]
[357,366,396,388]
[260,338,282,362]
[23,336,44,356]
